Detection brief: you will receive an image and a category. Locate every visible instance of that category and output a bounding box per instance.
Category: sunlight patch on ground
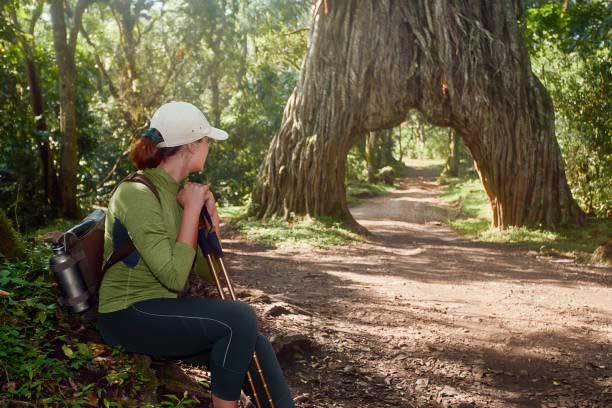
[391,195,443,203]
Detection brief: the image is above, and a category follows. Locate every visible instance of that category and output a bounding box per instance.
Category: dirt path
[218,169,611,408]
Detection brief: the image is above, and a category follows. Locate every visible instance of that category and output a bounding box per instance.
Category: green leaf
[76,342,91,357]
[62,344,74,359]
[34,310,47,323]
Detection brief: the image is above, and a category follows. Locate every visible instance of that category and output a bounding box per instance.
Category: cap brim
[208,127,228,140]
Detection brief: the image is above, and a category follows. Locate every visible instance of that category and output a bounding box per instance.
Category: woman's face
[184,136,209,172]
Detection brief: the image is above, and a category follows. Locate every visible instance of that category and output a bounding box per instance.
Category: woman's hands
[177,182,220,235]
[177,182,208,212]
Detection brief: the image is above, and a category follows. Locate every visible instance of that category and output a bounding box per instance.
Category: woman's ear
[180,142,196,156]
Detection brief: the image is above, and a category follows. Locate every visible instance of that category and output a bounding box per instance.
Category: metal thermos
[49,243,91,313]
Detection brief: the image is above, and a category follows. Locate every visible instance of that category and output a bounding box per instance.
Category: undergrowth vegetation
[0,242,203,407]
[220,206,363,248]
[440,175,611,263]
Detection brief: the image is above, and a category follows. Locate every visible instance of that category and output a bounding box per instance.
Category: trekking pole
[198,207,276,408]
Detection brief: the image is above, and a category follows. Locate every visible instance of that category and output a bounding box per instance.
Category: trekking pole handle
[200,204,214,232]
[199,206,224,258]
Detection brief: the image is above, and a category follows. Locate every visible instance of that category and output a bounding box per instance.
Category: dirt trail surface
[214,168,611,408]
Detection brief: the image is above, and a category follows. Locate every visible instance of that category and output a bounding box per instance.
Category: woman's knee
[254,333,275,357]
[255,333,271,347]
[230,300,259,336]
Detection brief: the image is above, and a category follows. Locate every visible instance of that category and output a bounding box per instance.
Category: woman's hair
[129,137,182,170]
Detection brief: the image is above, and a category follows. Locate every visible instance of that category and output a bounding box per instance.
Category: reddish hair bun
[129,137,182,170]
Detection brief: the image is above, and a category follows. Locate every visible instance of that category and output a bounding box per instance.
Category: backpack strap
[125,173,161,202]
[100,172,161,274]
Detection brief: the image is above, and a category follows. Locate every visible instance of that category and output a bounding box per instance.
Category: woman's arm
[176,205,200,249]
[114,183,204,292]
[176,183,218,284]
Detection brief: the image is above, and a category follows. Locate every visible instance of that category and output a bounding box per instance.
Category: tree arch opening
[252,1,584,231]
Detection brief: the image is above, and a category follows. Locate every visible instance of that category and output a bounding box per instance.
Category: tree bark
[50,0,91,217]
[253,0,584,229]
[26,57,59,207]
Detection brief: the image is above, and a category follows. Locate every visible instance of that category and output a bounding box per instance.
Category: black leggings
[98,297,295,407]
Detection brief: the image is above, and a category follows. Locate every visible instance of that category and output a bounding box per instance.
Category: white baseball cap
[149,101,228,147]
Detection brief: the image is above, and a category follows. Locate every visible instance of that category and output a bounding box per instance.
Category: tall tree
[9,2,59,208]
[253,1,585,230]
[49,0,92,217]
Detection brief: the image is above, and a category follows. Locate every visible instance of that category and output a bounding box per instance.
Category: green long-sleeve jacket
[98,166,214,313]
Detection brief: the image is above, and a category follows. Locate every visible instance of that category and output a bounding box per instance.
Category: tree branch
[28,1,44,35]
[137,1,166,42]
[80,25,121,100]
[284,27,310,36]
[68,0,93,53]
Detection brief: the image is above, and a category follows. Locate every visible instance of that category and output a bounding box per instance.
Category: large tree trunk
[253,0,584,229]
[50,0,90,217]
[26,57,59,208]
